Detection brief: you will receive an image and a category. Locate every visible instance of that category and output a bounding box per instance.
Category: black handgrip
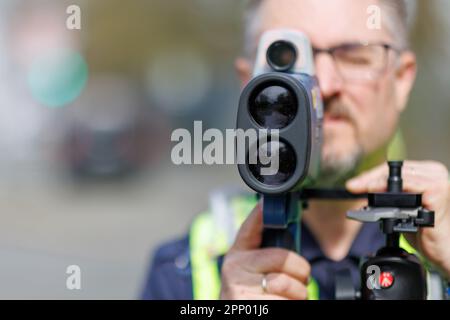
[261,225,299,252]
[260,193,301,253]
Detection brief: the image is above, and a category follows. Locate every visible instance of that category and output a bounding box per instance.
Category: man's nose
[314,53,344,99]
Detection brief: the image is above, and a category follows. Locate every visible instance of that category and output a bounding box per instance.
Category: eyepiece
[267,40,297,72]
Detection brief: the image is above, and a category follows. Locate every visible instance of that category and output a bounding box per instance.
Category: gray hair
[243,0,417,58]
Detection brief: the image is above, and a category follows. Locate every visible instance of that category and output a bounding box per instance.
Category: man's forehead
[257,0,393,47]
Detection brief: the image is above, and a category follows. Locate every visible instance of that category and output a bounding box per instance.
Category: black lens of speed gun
[248,140,296,186]
[248,84,298,129]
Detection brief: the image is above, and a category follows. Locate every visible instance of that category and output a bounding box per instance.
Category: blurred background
[0,0,448,299]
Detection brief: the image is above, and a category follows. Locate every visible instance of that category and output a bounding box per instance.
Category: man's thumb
[231,201,263,251]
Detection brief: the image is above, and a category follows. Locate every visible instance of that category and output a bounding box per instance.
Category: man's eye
[339,54,371,65]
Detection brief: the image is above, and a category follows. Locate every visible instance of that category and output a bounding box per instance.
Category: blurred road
[0,162,243,299]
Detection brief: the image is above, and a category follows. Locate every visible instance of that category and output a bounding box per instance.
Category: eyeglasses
[312,42,401,82]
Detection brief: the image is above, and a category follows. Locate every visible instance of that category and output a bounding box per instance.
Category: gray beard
[313,144,364,188]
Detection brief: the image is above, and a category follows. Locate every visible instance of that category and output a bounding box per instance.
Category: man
[143,0,450,300]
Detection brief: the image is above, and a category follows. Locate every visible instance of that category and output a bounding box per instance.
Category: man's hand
[346,160,450,277]
[220,202,311,300]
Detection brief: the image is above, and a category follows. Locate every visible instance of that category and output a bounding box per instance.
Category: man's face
[237,0,417,185]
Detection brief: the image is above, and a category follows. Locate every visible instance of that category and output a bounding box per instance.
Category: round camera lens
[249,84,298,129]
[267,41,297,71]
[248,140,296,186]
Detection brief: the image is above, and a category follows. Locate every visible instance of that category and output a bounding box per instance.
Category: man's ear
[394,51,417,112]
[235,57,252,88]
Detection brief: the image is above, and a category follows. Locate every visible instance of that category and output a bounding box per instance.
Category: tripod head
[338,161,435,300]
[348,161,434,239]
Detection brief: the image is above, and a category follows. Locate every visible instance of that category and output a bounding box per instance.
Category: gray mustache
[324,101,353,121]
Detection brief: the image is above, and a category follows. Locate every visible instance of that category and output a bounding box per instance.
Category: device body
[236,29,323,252]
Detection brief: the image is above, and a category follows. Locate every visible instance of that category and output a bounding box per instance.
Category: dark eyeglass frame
[312,42,403,81]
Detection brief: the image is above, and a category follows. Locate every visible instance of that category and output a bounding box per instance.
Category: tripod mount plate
[347,207,419,222]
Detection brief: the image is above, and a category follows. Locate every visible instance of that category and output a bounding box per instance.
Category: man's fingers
[231,202,263,251]
[221,271,307,300]
[223,204,312,301]
[364,173,434,193]
[346,161,444,194]
[243,293,288,300]
[240,248,311,284]
[346,163,388,192]
[264,273,309,300]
